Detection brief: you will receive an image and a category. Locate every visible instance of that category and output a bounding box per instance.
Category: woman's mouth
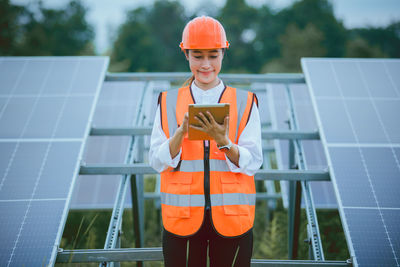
[199,71,213,77]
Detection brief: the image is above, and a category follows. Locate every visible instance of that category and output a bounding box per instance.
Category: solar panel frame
[0,57,108,266]
[302,58,400,267]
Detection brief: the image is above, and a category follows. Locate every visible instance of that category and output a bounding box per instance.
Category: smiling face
[185,49,224,90]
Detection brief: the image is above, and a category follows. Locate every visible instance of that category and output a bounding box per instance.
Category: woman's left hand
[190,111,229,145]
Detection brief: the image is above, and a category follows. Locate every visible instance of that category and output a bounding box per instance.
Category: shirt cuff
[225,145,251,173]
[159,139,181,168]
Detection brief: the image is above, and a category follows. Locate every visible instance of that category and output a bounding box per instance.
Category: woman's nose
[201,58,211,68]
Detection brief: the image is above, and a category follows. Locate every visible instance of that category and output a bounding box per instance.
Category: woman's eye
[194,56,202,59]
[210,56,218,59]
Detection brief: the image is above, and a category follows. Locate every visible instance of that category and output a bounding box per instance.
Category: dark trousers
[162,209,253,267]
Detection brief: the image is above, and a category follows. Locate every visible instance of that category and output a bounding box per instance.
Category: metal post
[130,175,143,267]
[131,135,145,267]
[263,152,276,223]
[288,138,302,259]
[114,231,121,267]
[285,84,325,261]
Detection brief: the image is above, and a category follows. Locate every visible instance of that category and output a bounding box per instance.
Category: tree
[262,23,326,72]
[147,0,187,71]
[256,0,347,69]
[111,0,187,72]
[278,0,347,57]
[345,37,387,58]
[217,0,261,73]
[283,23,326,71]
[18,0,94,56]
[349,22,400,58]
[253,5,280,66]
[0,0,26,55]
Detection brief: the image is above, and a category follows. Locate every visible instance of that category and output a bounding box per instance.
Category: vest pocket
[220,173,249,216]
[165,172,192,218]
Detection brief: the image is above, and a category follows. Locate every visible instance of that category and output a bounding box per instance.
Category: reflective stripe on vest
[172,159,230,172]
[161,192,256,207]
[159,85,256,237]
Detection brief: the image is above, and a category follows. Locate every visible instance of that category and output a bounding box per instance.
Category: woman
[149,16,263,267]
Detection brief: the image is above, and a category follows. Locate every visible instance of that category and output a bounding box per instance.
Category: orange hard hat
[179,16,230,50]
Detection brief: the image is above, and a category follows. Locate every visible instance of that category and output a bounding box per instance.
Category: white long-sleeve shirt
[148,79,263,176]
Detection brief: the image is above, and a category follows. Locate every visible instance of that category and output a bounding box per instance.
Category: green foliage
[276,0,347,57]
[0,0,94,56]
[3,0,398,69]
[263,23,326,72]
[348,23,400,58]
[346,37,387,58]
[110,0,398,73]
[110,0,187,72]
[217,0,261,73]
[0,0,25,55]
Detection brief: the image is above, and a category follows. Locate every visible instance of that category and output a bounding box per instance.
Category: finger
[206,111,217,125]
[197,112,210,126]
[182,112,189,125]
[224,116,229,133]
[224,116,229,127]
[194,115,206,126]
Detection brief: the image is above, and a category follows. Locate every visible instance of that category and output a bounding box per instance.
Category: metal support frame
[285,84,325,261]
[262,150,277,219]
[105,72,305,84]
[56,248,351,266]
[57,73,354,266]
[90,127,319,141]
[288,138,303,260]
[79,164,329,181]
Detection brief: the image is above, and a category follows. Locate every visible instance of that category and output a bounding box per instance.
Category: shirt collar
[191,78,225,96]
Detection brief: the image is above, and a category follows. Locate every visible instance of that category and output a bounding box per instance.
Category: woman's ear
[185,50,189,61]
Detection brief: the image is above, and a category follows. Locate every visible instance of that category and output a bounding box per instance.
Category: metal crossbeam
[262,130,319,140]
[79,163,156,175]
[90,126,152,136]
[79,163,330,181]
[106,72,305,84]
[255,169,329,181]
[90,126,319,141]
[141,192,281,200]
[56,248,351,266]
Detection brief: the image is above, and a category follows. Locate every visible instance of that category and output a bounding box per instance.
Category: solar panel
[70,81,146,209]
[302,58,400,267]
[0,57,108,266]
[267,83,337,209]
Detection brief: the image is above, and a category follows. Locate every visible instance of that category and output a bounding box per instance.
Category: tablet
[188,103,230,140]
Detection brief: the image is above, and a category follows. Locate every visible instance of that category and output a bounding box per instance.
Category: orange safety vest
[158,84,257,237]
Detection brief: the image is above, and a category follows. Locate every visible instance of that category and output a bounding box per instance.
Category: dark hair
[182,75,194,87]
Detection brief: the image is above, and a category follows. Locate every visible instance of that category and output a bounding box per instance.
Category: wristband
[217,139,233,151]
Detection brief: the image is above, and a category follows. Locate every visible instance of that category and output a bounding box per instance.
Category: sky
[11,0,400,54]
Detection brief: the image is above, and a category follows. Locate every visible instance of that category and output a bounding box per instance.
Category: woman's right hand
[178,112,189,135]
[169,112,188,159]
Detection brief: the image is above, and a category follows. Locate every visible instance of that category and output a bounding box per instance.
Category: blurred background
[2,0,399,73]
